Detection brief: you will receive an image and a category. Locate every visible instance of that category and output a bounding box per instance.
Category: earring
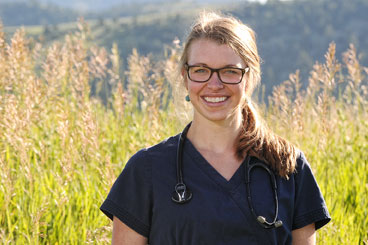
[185,95,190,102]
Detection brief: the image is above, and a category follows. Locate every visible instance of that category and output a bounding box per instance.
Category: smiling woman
[100,11,330,244]
[183,38,249,125]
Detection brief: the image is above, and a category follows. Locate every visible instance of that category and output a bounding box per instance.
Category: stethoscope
[171,123,283,229]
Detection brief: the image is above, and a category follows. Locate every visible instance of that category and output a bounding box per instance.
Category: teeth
[204,97,227,103]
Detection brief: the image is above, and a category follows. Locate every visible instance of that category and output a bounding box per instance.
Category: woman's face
[184,38,248,124]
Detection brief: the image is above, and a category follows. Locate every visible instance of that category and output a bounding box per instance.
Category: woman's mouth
[203,96,228,103]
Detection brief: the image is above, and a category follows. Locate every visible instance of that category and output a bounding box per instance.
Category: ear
[182,68,188,90]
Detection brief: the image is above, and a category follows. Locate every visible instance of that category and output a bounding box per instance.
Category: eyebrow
[188,63,244,68]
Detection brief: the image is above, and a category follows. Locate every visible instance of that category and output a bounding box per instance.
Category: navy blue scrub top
[100,134,330,244]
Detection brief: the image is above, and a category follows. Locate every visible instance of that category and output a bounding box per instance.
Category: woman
[100,12,330,244]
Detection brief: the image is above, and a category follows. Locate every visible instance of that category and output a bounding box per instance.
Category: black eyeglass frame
[185,63,250,84]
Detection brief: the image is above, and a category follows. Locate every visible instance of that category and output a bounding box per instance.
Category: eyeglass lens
[188,66,244,84]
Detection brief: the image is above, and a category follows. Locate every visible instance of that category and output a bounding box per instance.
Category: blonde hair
[180,11,297,177]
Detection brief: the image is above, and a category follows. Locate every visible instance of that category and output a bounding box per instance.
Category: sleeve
[100,149,152,238]
[292,151,331,230]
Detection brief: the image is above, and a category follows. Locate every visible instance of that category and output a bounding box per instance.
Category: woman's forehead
[187,39,245,67]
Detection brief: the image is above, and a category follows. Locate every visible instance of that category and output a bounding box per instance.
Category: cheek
[187,81,204,94]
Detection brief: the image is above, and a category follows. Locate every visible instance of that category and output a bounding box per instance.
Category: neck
[187,111,243,155]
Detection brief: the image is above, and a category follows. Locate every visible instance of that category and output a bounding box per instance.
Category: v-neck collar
[184,138,245,192]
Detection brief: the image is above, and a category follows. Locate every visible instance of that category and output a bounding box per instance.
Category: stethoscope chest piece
[172,183,192,204]
[172,123,193,204]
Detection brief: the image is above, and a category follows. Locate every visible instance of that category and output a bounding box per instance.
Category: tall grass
[268,43,368,244]
[0,21,367,244]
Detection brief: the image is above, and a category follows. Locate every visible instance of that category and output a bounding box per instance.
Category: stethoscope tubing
[172,123,283,228]
[245,156,283,229]
[172,122,192,204]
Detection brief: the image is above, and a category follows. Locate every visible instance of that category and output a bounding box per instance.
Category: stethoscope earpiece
[257,216,266,223]
[257,216,283,228]
[275,220,283,228]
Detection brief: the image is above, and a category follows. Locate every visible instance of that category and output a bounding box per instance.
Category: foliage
[2,0,367,100]
[0,23,367,243]
[231,0,368,96]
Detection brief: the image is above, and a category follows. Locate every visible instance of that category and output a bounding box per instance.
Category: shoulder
[291,150,331,229]
[125,134,179,168]
[293,150,316,181]
[112,133,180,190]
[295,150,311,171]
[142,134,179,157]
[288,150,318,190]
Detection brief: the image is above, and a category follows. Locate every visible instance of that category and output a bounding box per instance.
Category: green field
[0,23,367,243]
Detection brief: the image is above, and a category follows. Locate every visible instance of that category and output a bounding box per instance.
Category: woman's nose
[207,71,224,89]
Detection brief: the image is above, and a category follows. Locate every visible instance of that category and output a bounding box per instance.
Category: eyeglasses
[185,63,249,84]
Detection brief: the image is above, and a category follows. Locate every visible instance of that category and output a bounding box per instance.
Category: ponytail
[236,100,297,178]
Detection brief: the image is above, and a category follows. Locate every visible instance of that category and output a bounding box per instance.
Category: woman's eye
[193,68,208,73]
[223,69,239,75]
[221,69,238,75]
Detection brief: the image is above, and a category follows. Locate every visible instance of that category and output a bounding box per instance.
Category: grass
[0,22,367,244]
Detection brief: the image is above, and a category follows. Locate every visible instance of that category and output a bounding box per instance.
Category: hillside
[1,0,367,97]
[0,0,241,12]
[231,0,368,94]
[0,1,79,26]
